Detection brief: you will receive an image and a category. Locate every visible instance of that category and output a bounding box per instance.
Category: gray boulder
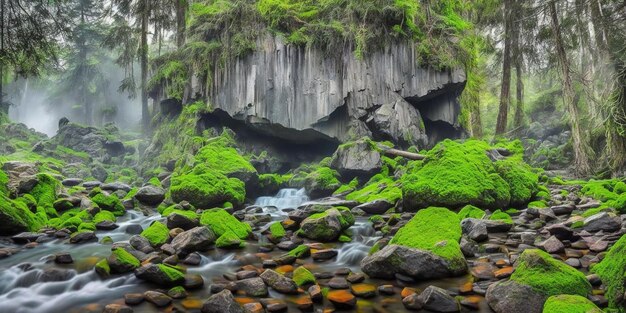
[300,208,354,242]
[330,139,382,178]
[583,212,621,232]
[171,226,215,254]
[201,290,244,313]
[352,199,394,215]
[259,269,298,294]
[361,244,467,280]
[485,280,546,313]
[418,286,460,312]
[234,277,268,297]
[460,219,489,242]
[166,213,199,230]
[134,185,165,205]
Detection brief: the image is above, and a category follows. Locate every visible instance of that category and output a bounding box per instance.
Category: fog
[6,63,142,137]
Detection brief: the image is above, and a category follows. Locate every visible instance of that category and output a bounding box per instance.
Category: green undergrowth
[390,207,465,271]
[591,234,626,312]
[542,295,602,313]
[199,208,251,239]
[510,249,591,297]
[579,179,626,214]
[401,139,539,210]
[345,167,402,204]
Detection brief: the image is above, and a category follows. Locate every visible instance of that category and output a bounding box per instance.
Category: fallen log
[379,146,426,161]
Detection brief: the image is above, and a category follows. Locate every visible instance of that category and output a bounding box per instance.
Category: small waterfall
[336,220,380,268]
[254,188,309,216]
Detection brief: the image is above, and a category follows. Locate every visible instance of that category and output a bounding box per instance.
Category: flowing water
[0,189,492,312]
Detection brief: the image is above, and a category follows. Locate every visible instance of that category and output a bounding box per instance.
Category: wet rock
[103,304,134,313]
[168,286,188,299]
[243,302,264,313]
[69,231,96,244]
[124,293,144,305]
[328,276,349,289]
[486,280,546,313]
[328,290,357,309]
[418,286,460,312]
[144,290,172,307]
[260,298,288,312]
[235,277,268,297]
[352,200,394,215]
[309,284,323,302]
[260,269,298,294]
[378,285,395,295]
[201,290,244,313]
[300,208,354,242]
[236,270,258,280]
[350,283,377,298]
[170,226,216,255]
[461,219,488,242]
[330,139,382,178]
[184,274,205,289]
[583,212,621,233]
[361,244,466,280]
[134,186,166,205]
[129,235,154,254]
[402,293,423,310]
[62,178,83,187]
[102,182,132,193]
[134,264,185,286]
[96,221,119,231]
[346,272,365,283]
[40,268,75,282]
[12,232,43,244]
[460,237,479,257]
[276,241,298,251]
[54,253,73,264]
[183,252,202,265]
[294,295,314,310]
[166,213,199,230]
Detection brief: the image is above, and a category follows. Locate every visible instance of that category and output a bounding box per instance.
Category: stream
[0,189,492,312]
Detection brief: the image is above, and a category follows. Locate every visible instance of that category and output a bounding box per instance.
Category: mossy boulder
[0,194,46,235]
[135,263,186,287]
[303,166,341,199]
[199,208,251,239]
[457,205,485,220]
[486,249,592,313]
[330,139,382,178]
[170,170,245,209]
[361,207,467,280]
[216,230,243,248]
[292,266,316,286]
[345,172,402,204]
[299,207,354,242]
[591,234,626,312]
[141,221,170,247]
[401,140,538,210]
[107,247,141,274]
[91,191,125,216]
[268,221,286,241]
[542,295,602,313]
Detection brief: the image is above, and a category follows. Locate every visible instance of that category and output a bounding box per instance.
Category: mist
[6,61,142,137]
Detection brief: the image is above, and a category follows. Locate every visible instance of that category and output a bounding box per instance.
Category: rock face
[199,35,465,146]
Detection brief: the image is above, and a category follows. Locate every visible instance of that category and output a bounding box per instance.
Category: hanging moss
[199,208,251,239]
[141,221,170,246]
[510,249,591,298]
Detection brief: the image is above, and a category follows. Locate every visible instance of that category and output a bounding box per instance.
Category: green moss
[95,259,110,276]
[402,140,535,210]
[112,248,140,268]
[259,173,287,190]
[510,249,591,297]
[78,222,96,231]
[30,173,60,218]
[528,200,548,208]
[339,235,352,242]
[93,210,116,224]
[346,173,401,204]
[591,234,626,312]
[193,133,257,177]
[369,215,384,223]
[614,181,626,194]
[457,205,485,220]
[0,194,46,233]
[91,192,125,216]
[0,169,8,195]
[215,230,243,248]
[292,266,316,286]
[162,207,199,220]
[304,166,341,193]
[334,178,359,195]
[141,221,170,246]
[269,222,286,239]
[158,264,185,282]
[53,199,74,211]
[170,170,245,208]
[489,209,513,224]
[199,208,251,239]
[390,207,465,271]
[288,245,310,258]
[542,295,602,313]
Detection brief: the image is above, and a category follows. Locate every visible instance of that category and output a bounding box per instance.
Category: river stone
[483,220,513,233]
[352,199,394,215]
[300,208,352,242]
[327,290,357,309]
[134,264,185,286]
[124,293,144,305]
[485,280,547,313]
[102,182,132,193]
[542,236,565,254]
[545,224,574,241]
[418,286,460,312]
[361,244,467,280]
[171,226,216,255]
[235,277,269,297]
[103,304,133,313]
[312,249,338,260]
[201,290,244,313]
[54,253,73,264]
[69,231,96,244]
[144,290,172,307]
[329,139,382,178]
[96,220,119,231]
[40,268,75,282]
[260,269,298,294]
[134,185,166,205]
[460,219,489,242]
[583,212,621,232]
[403,293,423,310]
[130,235,155,253]
[166,213,199,230]
[11,232,43,244]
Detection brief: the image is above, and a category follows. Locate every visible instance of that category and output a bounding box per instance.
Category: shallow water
[0,189,495,312]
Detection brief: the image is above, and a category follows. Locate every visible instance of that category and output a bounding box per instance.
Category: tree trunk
[549,1,593,176]
[470,99,483,138]
[512,4,524,130]
[176,0,187,48]
[141,0,149,132]
[0,0,5,115]
[495,0,513,135]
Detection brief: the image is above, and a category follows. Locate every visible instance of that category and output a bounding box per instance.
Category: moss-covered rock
[269,222,286,240]
[345,171,402,204]
[489,209,513,224]
[299,207,354,242]
[591,234,626,312]
[141,221,170,246]
[542,295,602,313]
[0,194,46,235]
[91,191,125,216]
[30,173,61,217]
[401,140,538,210]
[215,230,243,248]
[292,266,316,286]
[107,247,141,273]
[457,205,485,220]
[93,210,116,224]
[389,207,465,272]
[303,166,341,199]
[170,170,245,209]
[199,208,251,239]
[510,249,591,297]
[95,259,110,277]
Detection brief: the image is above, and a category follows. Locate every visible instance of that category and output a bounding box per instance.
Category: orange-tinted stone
[276,265,294,274]
[459,281,473,294]
[181,298,203,309]
[401,287,416,298]
[328,290,357,309]
[351,284,377,298]
[494,267,514,279]
[235,297,255,305]
[243,302,264,313]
